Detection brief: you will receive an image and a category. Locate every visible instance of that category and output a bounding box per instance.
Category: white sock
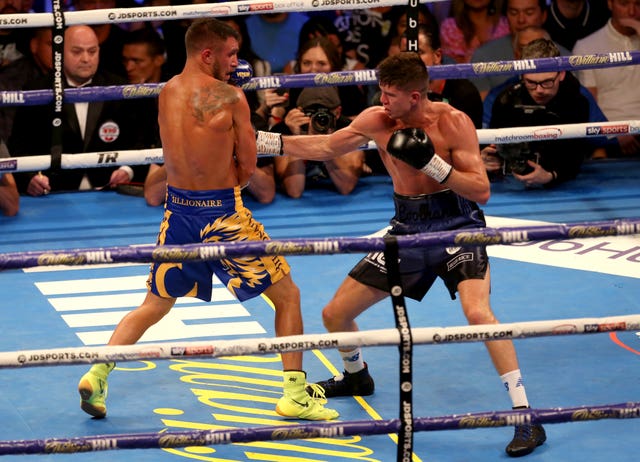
[340,348,365,374]
[500,369,529,408]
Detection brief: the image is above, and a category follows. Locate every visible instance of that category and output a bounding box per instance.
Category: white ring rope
[3,314,639,368]
[1,120,637,173]
[1,0,448,28]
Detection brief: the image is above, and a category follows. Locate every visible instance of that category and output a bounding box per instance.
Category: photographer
[482,38,590,187]
[269,87,365,198]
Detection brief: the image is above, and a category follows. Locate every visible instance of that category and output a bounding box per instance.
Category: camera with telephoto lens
[497,142,539,175]
[304,106,336,134]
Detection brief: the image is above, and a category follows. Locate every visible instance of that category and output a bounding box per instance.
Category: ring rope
[1,402,638,455]
[0,218,637,270]
[2,314,638,368]
[1,0,440,29]
[3,53,640,107]
[0,120,637,174]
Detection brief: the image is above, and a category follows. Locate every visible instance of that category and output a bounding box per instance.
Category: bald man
[9,26,155,195]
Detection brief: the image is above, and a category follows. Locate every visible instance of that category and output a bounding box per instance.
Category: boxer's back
[159,72,241,190]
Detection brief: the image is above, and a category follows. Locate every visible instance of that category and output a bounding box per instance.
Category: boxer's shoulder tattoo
[191,82,239,123]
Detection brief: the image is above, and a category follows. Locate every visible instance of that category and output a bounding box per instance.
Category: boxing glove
[256,130,283,155]
[229,59,253,87]
[387,128,452,183]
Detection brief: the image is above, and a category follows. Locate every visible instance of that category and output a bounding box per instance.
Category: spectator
[261,37,368,196]
[9,26,152,196]
[72,0,128,78]
[470,0,552,98]
[265,36,367,126]
[133,0,190,79]
[283,16,345,73]
[572,0,640,157]
[120,28,166,146]
[121,28,167,202]
[0,27,53,141]
[268,87,365,199]
[333,7,397,69]
[432,1,454,25]
[392,4,440,41]
[544,0,610,50]
[122,27,167,84]
[482,26,610,159]
[302,16,344,56]
[0,0,30,69]
[245,13,309,74]
[0,140,19,216]
[399,23,484,128]
[386,5,444,63]
[482,25,592,127]
[280,24,368,118]
[483,38,591,186]
[220,16,272,78]
[440,0,510,63]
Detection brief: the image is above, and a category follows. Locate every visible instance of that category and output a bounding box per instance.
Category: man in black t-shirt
[483,38,591,187]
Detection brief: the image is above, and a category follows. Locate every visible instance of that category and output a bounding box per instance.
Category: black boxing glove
[387,128,452,183]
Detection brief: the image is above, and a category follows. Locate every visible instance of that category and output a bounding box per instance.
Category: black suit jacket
[9,71,155,193]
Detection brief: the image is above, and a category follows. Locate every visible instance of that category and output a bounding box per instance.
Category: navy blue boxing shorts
[349,189,488,300]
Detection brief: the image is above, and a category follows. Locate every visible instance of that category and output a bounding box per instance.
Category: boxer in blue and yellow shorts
[78,18,338,424]
[148,185,289,302]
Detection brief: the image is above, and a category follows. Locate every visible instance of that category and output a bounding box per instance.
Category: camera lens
[308,108,335,134]
[312,113,330,132]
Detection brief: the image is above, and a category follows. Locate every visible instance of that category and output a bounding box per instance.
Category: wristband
[420,153,452,184]
[255,130,283,156]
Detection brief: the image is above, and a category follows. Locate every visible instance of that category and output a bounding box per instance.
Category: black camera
[497,142,539,175]
[304,106,336,134]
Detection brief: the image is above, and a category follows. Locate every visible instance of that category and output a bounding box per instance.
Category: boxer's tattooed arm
[191,83,239,123]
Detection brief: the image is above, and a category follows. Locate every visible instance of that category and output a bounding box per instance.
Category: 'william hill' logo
[472,59,537,75]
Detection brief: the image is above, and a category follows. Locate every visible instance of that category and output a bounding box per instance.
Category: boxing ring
[1,1,640,461]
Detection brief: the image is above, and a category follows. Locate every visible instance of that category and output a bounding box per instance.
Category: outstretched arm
[256,107,381,161]
[283,125,371,161]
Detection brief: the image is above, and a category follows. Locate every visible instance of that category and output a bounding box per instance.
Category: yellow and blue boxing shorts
[147,185,290,302]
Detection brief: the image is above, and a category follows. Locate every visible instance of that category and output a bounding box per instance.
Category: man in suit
[9,25,150,195]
